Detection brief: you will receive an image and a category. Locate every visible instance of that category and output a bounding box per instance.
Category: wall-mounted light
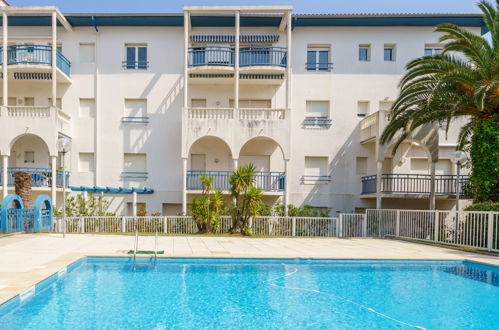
[214,158,220,164]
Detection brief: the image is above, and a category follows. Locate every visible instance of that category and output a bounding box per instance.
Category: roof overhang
[1,6,72,31]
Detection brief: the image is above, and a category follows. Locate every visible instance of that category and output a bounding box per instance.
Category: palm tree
[229,164,263,235]
[381,0,499,202]
[191,175,224,233]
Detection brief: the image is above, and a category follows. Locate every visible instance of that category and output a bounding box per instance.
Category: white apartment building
[0,5,484,215]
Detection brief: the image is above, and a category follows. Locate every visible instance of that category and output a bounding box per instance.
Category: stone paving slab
[0,233,498,304]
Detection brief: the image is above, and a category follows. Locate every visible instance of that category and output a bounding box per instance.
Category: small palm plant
[229,164,264,235]
[381,0,499,202]
[191,175,224,234]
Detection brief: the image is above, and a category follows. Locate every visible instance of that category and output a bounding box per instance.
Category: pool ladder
[132,227,158,266]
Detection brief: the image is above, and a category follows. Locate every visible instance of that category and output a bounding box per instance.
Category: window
[191,99,207,107]
[303,156,330,183]
[78,153,94,172]
[356,157,368,175]
[0,97,17,106]
[384,44,395,61]
[357,101,369,118]
[24,97,34,106]
[410,159,429,173]
[123,99,148,123]
[123,153,147,180]
[48,98,62,109]
[79,43,95,63]
[424,45,442,56]
[24,151,34,163]
[79,98,96,118]
[304,101,331,128]
[124,44,148,69]
[379,101,394,111]
[307,46,331,71]
[359,45,371,61]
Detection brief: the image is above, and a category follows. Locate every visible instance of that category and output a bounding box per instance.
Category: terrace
[186,170,285,192]
[361,174,470,196]
[0,45,71,82]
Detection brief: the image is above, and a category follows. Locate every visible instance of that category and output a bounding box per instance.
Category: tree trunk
[14,171,32,208]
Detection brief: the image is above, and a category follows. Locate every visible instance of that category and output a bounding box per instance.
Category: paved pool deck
[1,233,498,304]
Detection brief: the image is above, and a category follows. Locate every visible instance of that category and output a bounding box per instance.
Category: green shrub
[465,202,499,212]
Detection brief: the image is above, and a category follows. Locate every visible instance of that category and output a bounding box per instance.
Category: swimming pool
[1,258,498,329]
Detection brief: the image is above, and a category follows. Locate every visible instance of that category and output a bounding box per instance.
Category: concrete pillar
[2,12,8,107]
[2,155,8,198]
[51,11,57,107]
[375,160,383,209]
[182,157,187,214]
[234,11,240,118]
[285,12,292,112]
[284,159,289,216]
[183,12,189,109]
[132,191,137,216]
[94,25,100,186]
[232,158,238,171]
[429,161,436,210]
[51,155,57,205]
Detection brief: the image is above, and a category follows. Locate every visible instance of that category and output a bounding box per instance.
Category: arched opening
[188,136,233,171]
[384,140,432,175]
[34,195,53,232]
[187,136,233,190]
[239,136,285,172]
[9,134,51,169]
[239,137,286,193]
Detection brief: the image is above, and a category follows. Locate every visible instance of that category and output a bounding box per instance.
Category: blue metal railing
[188,46,288,67]
[3,208,32,233]
[303,117,332,128]
[361,174,470,196]
[0,45,71,77]
[121,116,149,124]
[240,46,287,67]
[187,170,286,192]
[122,60,149,70]
[301,175,332,184]
[0,167,69,188]
[121,172,148,180]
[188,46,234,67]
[306,62,333,71]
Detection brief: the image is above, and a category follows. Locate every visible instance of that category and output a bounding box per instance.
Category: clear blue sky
[8,0,482,14]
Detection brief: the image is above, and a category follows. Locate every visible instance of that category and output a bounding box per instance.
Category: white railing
[57,109,71,135]
[55,210,499,252]
[359,112,378,141]
[239,108,286,120]
[6,106,51,117]
[359,110,391,142]
[57,215,338,237]
[188,107,233,119]
[365,209,499,252]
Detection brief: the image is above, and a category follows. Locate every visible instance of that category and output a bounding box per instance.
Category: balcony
[186,170,285,192]
[359,110,391,143]
[361,174,470,196]
[0,167,69,188]
[239,46,287,72]
[1,106,71,138]
[0,45,71,81]
[187,107,286,120]
[187,46,287,74]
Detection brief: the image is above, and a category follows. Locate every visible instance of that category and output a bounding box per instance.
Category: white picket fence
[55,209,499,252]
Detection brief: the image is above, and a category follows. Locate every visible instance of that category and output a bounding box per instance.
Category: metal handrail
[0,45,71,76]
[361,173,470,195]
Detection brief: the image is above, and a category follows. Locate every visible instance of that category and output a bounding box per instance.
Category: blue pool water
[1,258,498,329]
